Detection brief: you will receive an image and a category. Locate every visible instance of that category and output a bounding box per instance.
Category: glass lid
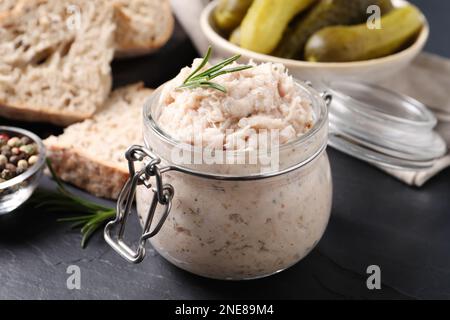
[327,81,447,170]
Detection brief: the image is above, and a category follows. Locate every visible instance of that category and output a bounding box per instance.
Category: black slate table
[0,0,449,300]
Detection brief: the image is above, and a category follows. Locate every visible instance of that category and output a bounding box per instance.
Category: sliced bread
[44,83,153,199]
[0,0,17,16]
[0,0,15,14]
[0,0,115,126]
[113,0,174,56]
[0,0,174,57]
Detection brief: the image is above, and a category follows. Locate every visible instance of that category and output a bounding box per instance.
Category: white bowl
[200,0,429,85]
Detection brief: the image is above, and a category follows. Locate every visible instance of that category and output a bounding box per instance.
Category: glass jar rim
[144,81,329,153]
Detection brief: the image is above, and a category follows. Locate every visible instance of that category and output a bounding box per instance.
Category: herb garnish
[178,46,252,93]
[31,159,116,248]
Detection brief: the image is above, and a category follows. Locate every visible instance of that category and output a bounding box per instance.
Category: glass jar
[105,82,333,280]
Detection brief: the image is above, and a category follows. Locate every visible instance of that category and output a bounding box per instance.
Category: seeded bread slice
[0,0,115,126]
[0,0,15,15]
[0,0,174,57]
[44,83,153,199]
[0,0,18,16]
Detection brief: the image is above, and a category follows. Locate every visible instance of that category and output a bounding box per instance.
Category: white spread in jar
[157,61,314,149]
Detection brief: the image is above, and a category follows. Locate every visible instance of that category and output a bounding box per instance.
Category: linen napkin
[379,53,450,186]
[170,1,450,186]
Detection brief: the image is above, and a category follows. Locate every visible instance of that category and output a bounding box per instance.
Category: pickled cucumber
[304,5,424,62]
[240,0,317,54]
[214,0,254,34]
[274,0,394,60]
[229,27,241,46]
[378,0,394,13]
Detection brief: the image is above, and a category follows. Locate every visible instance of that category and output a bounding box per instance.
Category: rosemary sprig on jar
[178,46,253,93]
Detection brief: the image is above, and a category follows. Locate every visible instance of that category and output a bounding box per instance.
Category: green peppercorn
[19,144,37,155]
[7,137,21,148]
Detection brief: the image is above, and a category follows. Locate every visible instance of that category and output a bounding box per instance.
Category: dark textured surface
[0,1,449,300]
[410,0,450,57]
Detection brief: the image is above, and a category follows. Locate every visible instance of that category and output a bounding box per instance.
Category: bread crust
[0,102,92,126]
[46,144,129,199]
[113,0,174,55]
[44,83,152,199]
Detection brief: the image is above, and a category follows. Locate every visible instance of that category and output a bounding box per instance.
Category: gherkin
[274,0,394,60]
[305,5,423,62]
[229,26,241,46]
[213,0,254,34]
[240,0,317,54]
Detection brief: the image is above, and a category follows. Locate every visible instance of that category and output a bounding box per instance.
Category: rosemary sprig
[178,46,253,93]
[30,159,116,248]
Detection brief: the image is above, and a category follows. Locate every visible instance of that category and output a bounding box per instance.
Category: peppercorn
[0,132,40,183]
[7,137,21,148]
[16,164,27,175]
[0,158,6,172]
[28,155,39,166]
[5,163,16,172]
[1,169,13,180]
[0,134,9,146]
[0,154,7,167]
[1,146,11,158]
[19,144,37,155]
[17,159,28,170]
[20,136,31,145]
[9,155,19,165]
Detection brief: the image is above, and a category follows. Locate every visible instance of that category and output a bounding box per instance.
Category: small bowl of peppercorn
[0,126,46,215]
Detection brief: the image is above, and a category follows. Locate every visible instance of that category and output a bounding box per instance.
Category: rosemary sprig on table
[30,159,116,248]
[177,46,252,93]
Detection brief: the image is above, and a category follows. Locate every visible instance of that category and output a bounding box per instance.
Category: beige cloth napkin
[379,53,450,186]
[170,1,449,186]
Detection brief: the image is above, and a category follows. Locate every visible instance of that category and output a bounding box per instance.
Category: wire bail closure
[104,145,174,263]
